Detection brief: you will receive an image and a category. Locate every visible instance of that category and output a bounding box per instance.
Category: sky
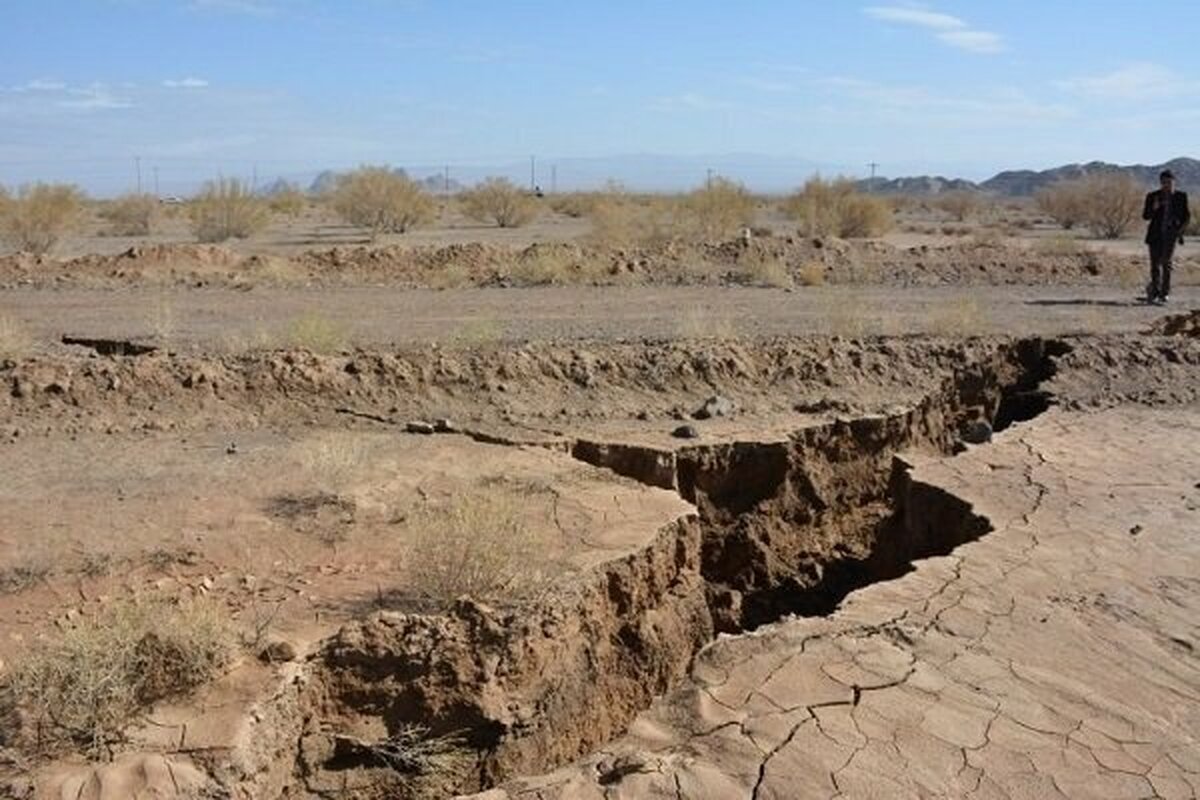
[2,1,1199,195]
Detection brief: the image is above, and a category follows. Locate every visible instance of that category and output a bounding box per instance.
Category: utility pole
[551,164,557,194]
[867,161,879,190]
[706,168,713,189]
[153,166,159,197]
[252,163,258,194]
[529,155,536,192]
[444,165,450,195]
[135,156,142,193]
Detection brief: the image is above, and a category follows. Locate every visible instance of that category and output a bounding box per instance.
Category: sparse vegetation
[783,178,893,238]
[402,487,560,609]
[460,177,538,228]
[1033,235,1091,257]
[683,177,755,240]
[268,184,308,219]
[1035,180,1090,230]
[735,253,792,288]
[930,296,989,335]
[330,166,434,239]
[795,261,827,286]
[189,178,270,243]
[280,312,348,354]
[676,305,740,340]
[7,598,233,753]
[0,182,86,254]
[0,314,33,360]
[1078,173,1143,239]
[99,193,159,236]
[935,191,982,222]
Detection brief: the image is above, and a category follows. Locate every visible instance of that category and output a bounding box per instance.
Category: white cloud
[1057,63,1192,99]
[163,77,210,89]
[58,85,134,110]
[864,6,964,30]
[24,79,67,92]
[653,92,731,112]
[937,30,1004,54]
[863,5,1004,54]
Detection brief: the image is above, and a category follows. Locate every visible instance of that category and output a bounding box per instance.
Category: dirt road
[4,285,1194,351]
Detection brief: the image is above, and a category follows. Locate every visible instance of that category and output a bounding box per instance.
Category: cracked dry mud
[1,311,1198,799]
[474,406,1200,799]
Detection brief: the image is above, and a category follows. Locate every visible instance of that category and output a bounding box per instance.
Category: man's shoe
[1160,295,1169,304]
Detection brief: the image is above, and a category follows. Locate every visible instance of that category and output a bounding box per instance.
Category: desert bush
[796,261,827,286]
[402,487,560,609]
[8,598,232,752]
[460,177,538,228]
[549,192,602,218]
[783,178,893,238]
[268,184,308,219]
[280,312,348,354]
[330,166,433,239]
[682,177,755,240]
[936,191,982,222]
[189,178,269,243]
[1034,235,1091,257]
[99,193,158,236]
[1035,180,1090,230]
[0,183,85,254]
[1077,173,1143,239]
[584,188,667,248]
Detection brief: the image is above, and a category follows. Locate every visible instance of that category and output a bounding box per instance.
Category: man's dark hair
[1160,169,1175,180]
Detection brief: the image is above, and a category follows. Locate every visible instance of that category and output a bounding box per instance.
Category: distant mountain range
[860,157,1200,197]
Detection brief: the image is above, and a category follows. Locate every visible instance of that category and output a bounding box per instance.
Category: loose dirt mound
[1149,308,1200,336]
[0,235,1166,289]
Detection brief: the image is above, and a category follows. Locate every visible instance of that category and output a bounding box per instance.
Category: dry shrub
[452,317,505,345]
[460,177,538,228]
[796,261,827,286]
[0,314,33,360]
[1079,173,1143,239]
[584,188,672,249]
[1035,180,1089,230]
[402,487,560,609]
[682,177,755,240]
[936,191,982,222]
[99,193,158,236]
[827,303,867,339]
[0,556,50,594]
[280,312,348,354]
[735,254,792,288]
[7,598,233,753]
[0,183,85,255]
[783,178,893,238]
[510,248,607,286]
[330,166,433,239]
[189,178,269,243]
[549,192,602,218]
[268,185,308,219]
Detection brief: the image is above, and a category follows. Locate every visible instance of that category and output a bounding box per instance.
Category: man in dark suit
[1142,168,1190,304]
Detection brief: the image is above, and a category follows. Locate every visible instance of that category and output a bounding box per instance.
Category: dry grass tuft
[460,177,538,228]
[935,191,982,222]
[0,314,33,360]
[783,178,893,238]
[189,178,269,243]
[99,193,159,236]
[735,254,792,288]
[1033,235,1091,257]
[7,597,233,753]
[929,297,989,335]
[267,184,308,219]
[330,166,434,240]
[1035,180,1089,231]
[280,312,348,354]
[675,305,740,340]
[795,261,827,286]
[0,183,86,255]
[402,487,561,609]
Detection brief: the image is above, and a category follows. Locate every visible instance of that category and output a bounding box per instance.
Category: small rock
[406,421,436,435]
[635,410,650,421]
[225,442,239,455]
[1129,524,1143,537]
[960,419,993,445]
[259,639,298,663]
[672,424,700,439]
[433,418,456,433]
[693,395,735,420]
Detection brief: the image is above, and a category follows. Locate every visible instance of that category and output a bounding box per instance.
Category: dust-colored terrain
[1,212,1198,799]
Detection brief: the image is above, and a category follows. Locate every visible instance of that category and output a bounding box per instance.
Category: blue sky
[2,1,1199,194]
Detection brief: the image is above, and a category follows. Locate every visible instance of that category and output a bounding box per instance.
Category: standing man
[1142,169,1190,305]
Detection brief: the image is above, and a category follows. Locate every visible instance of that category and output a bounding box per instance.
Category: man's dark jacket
[1143,189,1190,244]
